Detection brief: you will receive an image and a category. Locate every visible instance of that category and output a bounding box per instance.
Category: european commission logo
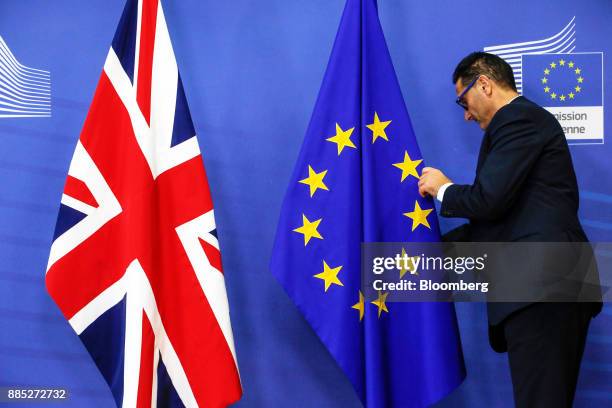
[0,35,51,118]
[523,53,603,144]
[484,17,604,145]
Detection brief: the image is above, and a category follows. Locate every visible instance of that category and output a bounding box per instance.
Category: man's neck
[505,94,521,105]
[482,90,520,131]
[494,90,520,111]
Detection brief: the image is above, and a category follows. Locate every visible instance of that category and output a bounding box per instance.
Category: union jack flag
[45,0,242,406]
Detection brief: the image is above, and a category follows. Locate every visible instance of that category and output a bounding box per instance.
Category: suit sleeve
[442,223,471,242]
[441,114,543,221]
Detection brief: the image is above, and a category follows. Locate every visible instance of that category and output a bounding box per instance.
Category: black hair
[452,51,517,91]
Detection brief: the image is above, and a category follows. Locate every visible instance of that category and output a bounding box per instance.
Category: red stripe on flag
[64,175,99,208]
[154,155,214,227]
[198,237,223,273]
[136,0,159,124]
[140,229,241,407]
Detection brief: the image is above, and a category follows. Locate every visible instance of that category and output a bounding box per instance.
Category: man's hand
[418,167,451,198]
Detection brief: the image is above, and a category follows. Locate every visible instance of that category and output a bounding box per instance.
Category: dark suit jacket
[440,96,601,338]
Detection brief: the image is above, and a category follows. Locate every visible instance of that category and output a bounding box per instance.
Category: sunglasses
[455,76,479,110]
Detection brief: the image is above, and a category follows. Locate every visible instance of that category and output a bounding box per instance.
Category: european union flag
[522,53,603,107]
[270,0,465,406]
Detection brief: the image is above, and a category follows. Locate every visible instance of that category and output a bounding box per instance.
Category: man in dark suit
[418,52,601,407]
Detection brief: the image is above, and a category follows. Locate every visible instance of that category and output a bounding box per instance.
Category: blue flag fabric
[270,0,466,406]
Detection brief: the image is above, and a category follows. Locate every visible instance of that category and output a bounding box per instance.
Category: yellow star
[299,165,329,197]
[366,112,392,144]
[541,77,548,84]
[550,62,557,69]
[293,214,323,245]
[326,123,356,155]
[544,68,550,75]
[351,291,365,321]
[398,247,419,278]
[544,86,550,93]
[575,68,581,75]
[569,92,575,99]
[560,94,566,101]
[371,291,389,318]
[551,92,557,99]
[392,151,422,182]
[568,61,575,68]
[403,201,433,231]
[559,59,566,66]
[314,260,343,292]
[577,76,584,83]
[575,86,581,93]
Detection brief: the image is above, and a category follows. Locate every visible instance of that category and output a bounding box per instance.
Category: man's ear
[478,76,493,96]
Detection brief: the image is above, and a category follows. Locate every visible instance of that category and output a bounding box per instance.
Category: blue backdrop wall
[0,1,611,406]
